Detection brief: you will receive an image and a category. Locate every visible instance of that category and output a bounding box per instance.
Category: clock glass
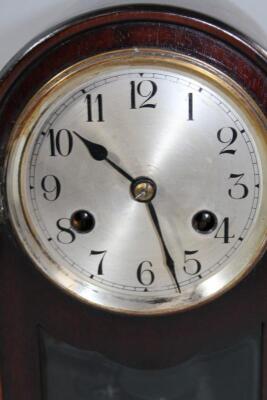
[5,49,267,314]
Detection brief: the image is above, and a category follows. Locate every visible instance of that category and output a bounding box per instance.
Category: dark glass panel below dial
[40,328,261,400]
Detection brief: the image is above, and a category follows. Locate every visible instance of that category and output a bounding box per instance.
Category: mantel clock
[0,6,266,400]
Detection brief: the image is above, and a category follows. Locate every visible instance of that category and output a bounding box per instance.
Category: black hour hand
[73,131,134,182]
[73,131,107,160]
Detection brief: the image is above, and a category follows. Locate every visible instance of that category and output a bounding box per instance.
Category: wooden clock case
[0,5,266,400]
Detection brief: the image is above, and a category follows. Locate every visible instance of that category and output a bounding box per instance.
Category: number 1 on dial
[188,92,193,121]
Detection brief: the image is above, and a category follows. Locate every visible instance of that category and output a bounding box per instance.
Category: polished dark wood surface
[0,6,266,400]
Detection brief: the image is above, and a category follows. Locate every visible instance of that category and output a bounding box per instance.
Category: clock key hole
[71,210,95,234]
[192,210,218,234]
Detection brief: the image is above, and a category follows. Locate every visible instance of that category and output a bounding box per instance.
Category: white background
[0,0,266,71]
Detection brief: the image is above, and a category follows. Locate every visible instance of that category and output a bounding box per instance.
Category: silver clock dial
[6,51,267,314]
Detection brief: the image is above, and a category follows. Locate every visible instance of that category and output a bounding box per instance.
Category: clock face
[5,50,267,314]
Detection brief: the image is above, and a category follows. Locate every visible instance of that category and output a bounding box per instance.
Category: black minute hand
[147,202,181,293]
[73,131,134,183]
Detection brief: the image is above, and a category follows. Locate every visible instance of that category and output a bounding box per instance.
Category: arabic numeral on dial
[183,250,201,275]
[41,175,61,201]
[228,173,249,199]
[188,93,193,121]
[130,80,157,109]
[90,250,107,275]
[86,94,104,122]
[217,127,237,155]
[137,261,155,286]
[56,218,76,244]
[215,217,235,243]
[48,129,73,157]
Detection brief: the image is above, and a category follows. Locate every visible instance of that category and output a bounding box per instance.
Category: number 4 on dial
[215,218,235,243]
